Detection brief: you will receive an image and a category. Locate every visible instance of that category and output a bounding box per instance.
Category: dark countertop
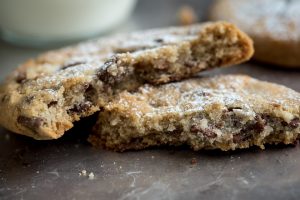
[1,1,300,199]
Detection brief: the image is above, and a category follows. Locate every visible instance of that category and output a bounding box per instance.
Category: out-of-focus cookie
[210,0,300,67]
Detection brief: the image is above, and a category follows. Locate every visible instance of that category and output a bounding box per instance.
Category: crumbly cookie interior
[89,75,300,151]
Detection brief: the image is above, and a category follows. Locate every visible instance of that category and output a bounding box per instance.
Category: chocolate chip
[16,72,27,84]
[289,118,300,128]
[68,102,92,114]
[154,38,164,43]
[1,95,9,103]
[97,57,119,85]
[61,61,85,70]
[281,121,289,126]
[190,125,217,138]
[202,91,211,96]
[97,68,111,85]
[48,101,58,108]
[215,121,224,129]
[291,140,299,147]
[17,116,45,131]
[190,125,199,133]
[97,56,130,87]
[233,134,250,143]
[24,96,34,104]
[202,129,217,138]
[234,116,265,143]
[254,115,265,132]
[167,126,183,136]
[84,84,96,102]
[184,60,198,68]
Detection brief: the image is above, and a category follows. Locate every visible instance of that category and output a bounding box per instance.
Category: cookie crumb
[178,6,197,25]
[88,172,95,180]
[190,158,197,165]
[80,170,87,176]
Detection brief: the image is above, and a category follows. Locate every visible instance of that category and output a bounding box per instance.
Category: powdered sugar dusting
[217,0,300,41]
[119,75,300,120]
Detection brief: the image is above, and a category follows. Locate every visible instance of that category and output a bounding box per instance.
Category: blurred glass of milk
[0,0,137,47]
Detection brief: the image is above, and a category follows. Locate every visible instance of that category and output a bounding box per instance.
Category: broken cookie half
[89,75,300,151]
[0,22,253,139]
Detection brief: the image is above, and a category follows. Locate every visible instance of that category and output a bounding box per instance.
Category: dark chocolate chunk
[154,38,164,43]
[15,72,27,84]
[61,61,85,70]
[17,116,45,131]
[1,95,9,103]
[216,121,225,129]
[190,125,199,133]
[239,116,264,134]
[97,56,119,85]
[202,129,217,138]
[84,84,96,102]
[167,126,183,136]
[97,68,113,85]
[48,101,58,108]
[233,134,250,143]
[68,102,92,114]
[289,118,300,128]
[281,121,289,126]
[234,116,265,143]
[24,96,34,104]
[254,115,265,132]
[190,125,217,138]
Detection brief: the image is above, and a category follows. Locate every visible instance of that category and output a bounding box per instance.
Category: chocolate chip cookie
[210,0,300,67]
[89,75,300,151]
[0,22,254,140]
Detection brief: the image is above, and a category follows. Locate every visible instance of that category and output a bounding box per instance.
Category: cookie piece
[89,75,300,152]
[0,22,253,140]
[210,0,300,67]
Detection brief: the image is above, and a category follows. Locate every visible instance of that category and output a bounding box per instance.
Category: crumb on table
[191,158,197,165]
[88,172,95,180]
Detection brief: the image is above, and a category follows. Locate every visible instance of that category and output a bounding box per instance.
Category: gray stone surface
[1,0,300,199]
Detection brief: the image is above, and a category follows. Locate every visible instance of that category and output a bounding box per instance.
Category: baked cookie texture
[210,0,300,67]
[0,22,254,140]
[89,75,300,152]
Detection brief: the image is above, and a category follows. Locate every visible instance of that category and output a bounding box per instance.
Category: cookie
[210,0,300,67]
[0,22,253,140]
[89,75,300,152]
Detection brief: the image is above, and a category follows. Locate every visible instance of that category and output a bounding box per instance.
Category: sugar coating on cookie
[90,75,300,151]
